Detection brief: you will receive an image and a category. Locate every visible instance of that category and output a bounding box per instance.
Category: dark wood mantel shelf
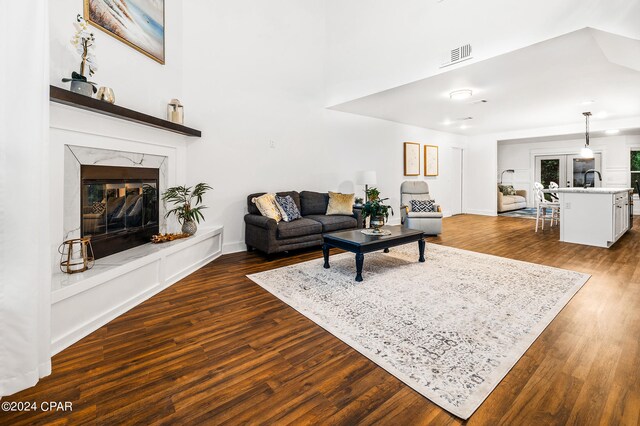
[50,85,201,137]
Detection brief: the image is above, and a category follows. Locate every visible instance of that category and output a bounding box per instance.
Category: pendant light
[580,112,594,159]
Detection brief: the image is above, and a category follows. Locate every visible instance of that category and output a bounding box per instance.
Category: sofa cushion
[503,195,526,205]
[326,192,354,215]
[277,218,322,239]
[300,191,329,216]
[407,211,443,218]
[305,214,357,232]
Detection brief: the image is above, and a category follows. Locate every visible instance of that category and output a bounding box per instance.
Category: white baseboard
[223,240,246,254]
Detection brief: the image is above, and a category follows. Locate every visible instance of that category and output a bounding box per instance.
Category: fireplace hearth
[81,165,159,259]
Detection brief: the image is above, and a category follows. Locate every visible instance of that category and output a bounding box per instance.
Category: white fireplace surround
[63,145,169,243]
[50,103,223,355]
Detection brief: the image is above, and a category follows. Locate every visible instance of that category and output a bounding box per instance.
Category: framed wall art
[84,0,165,64]
[424,145,439,176]
[404,142,421,176]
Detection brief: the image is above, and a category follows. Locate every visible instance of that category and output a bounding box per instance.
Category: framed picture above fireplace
[84,0,165,64]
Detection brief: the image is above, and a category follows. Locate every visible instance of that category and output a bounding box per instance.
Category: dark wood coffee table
[322,225,425,282]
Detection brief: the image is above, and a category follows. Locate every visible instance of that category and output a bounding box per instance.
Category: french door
[535,153,602,190]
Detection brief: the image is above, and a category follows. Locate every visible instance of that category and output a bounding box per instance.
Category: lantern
[59,237,95,274]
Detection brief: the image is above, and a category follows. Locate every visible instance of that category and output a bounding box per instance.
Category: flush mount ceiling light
[443,120,452,126]
[605,129,620,135]
[460,124,468,130]
[580,100,596,106]
[449,89,473,100]
[580,112,594,159]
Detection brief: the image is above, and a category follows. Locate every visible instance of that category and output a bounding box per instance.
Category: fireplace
[81,165,159,259]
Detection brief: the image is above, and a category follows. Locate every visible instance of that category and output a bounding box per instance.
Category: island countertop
[542,187,632,194]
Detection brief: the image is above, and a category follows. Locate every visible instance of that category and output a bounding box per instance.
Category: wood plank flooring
[1,215,639,425]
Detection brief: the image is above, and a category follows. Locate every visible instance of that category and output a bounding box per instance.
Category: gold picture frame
[84,0,165,64]
[424,145,439,176]
[404,142,421,176]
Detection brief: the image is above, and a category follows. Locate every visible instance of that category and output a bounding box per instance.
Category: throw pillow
[275,195,302,222]
[251,193,282,222]
[91,201,106,215]
[498,185,517,196]
[411,199,436,212]
[326,192,354,215]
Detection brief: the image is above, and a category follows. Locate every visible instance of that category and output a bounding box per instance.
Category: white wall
[182,0,467,253]
[325,0,640,106]
[499,134,640,206]
[49,0,183,118]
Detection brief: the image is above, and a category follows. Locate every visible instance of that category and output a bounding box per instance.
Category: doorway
[535,153,602,192]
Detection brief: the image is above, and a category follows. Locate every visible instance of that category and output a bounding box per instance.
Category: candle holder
[167,99,184,124]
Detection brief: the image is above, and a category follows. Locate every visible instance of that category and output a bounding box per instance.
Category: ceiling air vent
[441,44,473,68]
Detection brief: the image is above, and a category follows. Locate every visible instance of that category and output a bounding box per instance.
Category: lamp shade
[356,170,377,185]
[580,146,594,159]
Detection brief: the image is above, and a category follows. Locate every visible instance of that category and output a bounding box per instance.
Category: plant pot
[369,215,385,232]
[182,220,197,236]
[70,80,93,97]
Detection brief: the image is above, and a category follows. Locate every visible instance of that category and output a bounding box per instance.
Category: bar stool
[534,182,560,232]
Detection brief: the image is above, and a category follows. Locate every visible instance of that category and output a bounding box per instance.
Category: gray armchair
[400,181,443,235]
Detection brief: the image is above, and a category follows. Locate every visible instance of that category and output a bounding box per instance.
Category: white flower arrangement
[70,14,98,77]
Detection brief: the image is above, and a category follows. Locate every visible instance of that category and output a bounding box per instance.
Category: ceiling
[329,28,640,136]
[498,128,640,145]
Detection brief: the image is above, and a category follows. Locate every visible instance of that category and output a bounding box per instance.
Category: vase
[70,80,93,97]
[369,216,385,233]
[182,220,197,235]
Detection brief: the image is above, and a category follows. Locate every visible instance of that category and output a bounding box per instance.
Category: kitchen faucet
[583,169,602,188]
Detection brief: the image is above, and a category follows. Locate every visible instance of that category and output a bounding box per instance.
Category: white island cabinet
[545,188,633,248]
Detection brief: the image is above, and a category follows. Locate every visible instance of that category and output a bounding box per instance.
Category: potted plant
[162,183,212,235]
[366,187,380,202]
[63,15,98,96]
[362,188,394,233]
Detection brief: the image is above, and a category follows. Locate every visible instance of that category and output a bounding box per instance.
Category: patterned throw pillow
[275,195,302,222]
[411,199,436,212]
[251,193,282,222]
[326,192,354,215]
[498,185,517,196]
[91,201,106,215]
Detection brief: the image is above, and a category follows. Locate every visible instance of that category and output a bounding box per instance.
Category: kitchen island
[543,188,633,248]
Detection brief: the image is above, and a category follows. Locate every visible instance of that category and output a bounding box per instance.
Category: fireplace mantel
[50,85,202,137]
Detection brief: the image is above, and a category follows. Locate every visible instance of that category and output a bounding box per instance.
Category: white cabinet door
[613,195,627,241]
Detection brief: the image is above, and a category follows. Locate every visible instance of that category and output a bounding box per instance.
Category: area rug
[498,207,538,219]
[247,244,590,419]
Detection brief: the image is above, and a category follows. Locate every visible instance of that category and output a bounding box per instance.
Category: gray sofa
[244,191,363,254]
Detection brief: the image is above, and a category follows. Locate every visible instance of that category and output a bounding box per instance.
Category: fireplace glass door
[81,165,159,259]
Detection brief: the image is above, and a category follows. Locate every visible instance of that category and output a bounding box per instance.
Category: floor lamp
[500,169,515,184]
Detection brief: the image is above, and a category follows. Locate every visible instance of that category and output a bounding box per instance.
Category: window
[631,150,640,193]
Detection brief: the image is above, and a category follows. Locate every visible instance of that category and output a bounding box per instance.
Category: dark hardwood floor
[1,215,639,425]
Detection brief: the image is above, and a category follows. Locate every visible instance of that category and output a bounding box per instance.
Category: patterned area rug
[247,243,590,419]
[498,207,538,219]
